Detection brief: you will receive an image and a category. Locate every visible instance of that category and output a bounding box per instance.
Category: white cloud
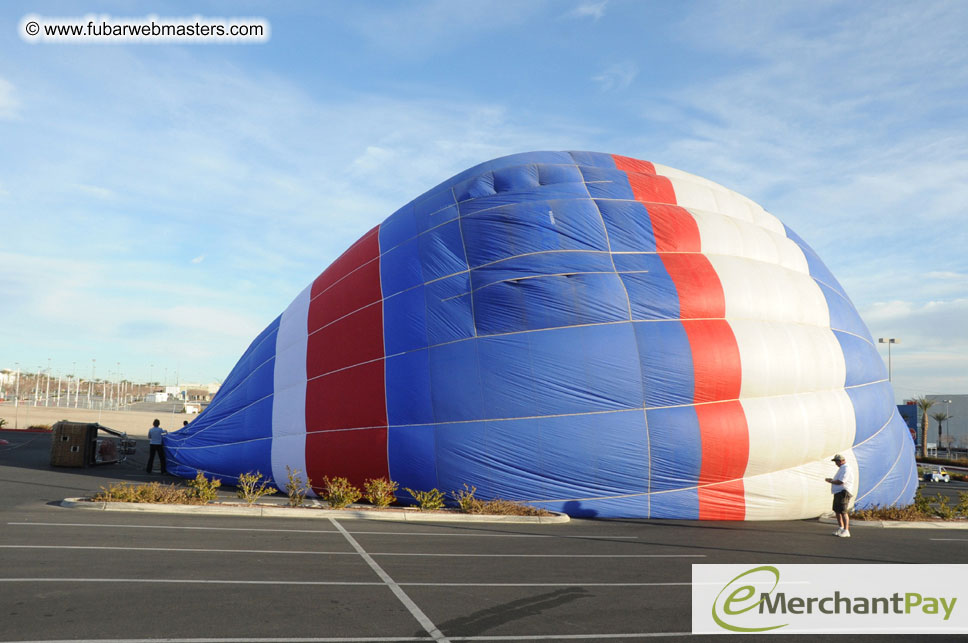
[592,61,637,92]
[565,2,608,21]
[191,255,205,264]
[0,77,18,120]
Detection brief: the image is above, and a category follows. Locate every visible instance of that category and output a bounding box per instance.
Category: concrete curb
[818,512,968,529]
[60,498,570,524]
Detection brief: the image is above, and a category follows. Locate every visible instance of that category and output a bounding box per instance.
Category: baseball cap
[831,454,844,462]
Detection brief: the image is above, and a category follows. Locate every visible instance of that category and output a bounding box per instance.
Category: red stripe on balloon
[305,225,389,490]
[646,203,701,252]
[657,254,724,320]
[612,154,677,204]
[614,155,749,521]
[694,401,749,520]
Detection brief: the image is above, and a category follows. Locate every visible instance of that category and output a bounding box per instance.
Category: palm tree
[931,411,951,456]
[916,396,936,459]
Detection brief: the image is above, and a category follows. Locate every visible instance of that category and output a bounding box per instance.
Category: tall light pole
[13,363,19,429]
[89,359,96,409]
[878,338,900,382]
[944,399,953,456]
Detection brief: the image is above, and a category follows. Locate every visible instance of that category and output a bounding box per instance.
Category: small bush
[853,503,931,521]
[27,424,51,431]
[913,488,933,514]
[93,481,201,504]
[405,487,446,511]
[285,466,313,507]
[188,471,221,502]
[478,498,552,516]
[236,471,277,504]
[0,418,7,428]
[453,484,484,513]
[934,493,956,520]
[957,491,968,517]
[322,476,362,509]
[363,478,398,508]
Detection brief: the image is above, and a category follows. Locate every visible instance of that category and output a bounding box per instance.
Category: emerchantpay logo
[693,564,968,635]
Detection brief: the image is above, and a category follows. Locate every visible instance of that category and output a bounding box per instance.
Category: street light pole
[878,338,900,382]
[13,363,19,430]
[943,399,953,457]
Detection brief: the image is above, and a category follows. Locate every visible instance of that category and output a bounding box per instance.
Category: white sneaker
[832,528,843,536]
[837,530,851,538]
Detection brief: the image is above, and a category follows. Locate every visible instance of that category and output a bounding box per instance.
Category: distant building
[146,392,169,403]
[897,403,918,443]
[904,395,967,451]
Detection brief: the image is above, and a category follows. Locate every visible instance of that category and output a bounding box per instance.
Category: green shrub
[0,418,7,428]
[913,488,933,514]
[934,493,956,520]
[285,466,313,507]
[322,476,362,509]
[405,487,446,511]
[236,471,277,504]
[363,478,398,508]
[957,491,968,518]
[188,471,221,502]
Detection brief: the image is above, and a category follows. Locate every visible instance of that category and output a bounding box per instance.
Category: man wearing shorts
[825,454,853,538]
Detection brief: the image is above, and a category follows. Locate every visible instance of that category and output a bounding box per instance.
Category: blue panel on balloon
[429,339,484,423]
[379,203,417,250]
[617,255,680,320]
[818,281,871,340]
[461,198,608,267]
[434,420,488,493]
[579,166,636,200]
[388,424,438,492]
[649,487,700,520]
[596,199,657,252]
[424,273,475,345]
[380,236,423,296]
[835,331,886,387]
[383,286,428,356]
[418,219,467,282]
[567,150,618,169]
[646,405,702,492]
[477,334,539,420]
[634,321,694,407]
[527,324,641,415]
[385,349,434,426]
[846,381,896,444]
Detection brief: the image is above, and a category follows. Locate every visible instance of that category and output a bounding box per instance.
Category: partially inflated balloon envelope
[167,151,917,519]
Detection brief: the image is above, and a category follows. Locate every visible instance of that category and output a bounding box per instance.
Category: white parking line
[0,578,383,585]
[9,634,694,642]
[0,578,690,588]
[0,545,356,555]
[0,545,701,558]
[8,522,637,539]
[329,518,451,643]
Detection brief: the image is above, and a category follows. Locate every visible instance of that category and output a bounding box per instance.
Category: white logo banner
[693,564,967,634]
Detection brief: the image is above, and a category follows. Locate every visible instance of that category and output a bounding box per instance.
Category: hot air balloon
[166,151,917,519]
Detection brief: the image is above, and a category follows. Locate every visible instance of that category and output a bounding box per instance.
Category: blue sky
[1,1,966,405]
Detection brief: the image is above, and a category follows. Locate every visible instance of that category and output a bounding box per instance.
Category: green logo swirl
[711,565,787,633]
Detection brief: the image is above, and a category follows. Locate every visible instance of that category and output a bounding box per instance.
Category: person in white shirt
[146,419,167,474]
[824,454,853,538]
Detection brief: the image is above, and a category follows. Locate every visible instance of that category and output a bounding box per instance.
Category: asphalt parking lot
[2,429,966,642]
